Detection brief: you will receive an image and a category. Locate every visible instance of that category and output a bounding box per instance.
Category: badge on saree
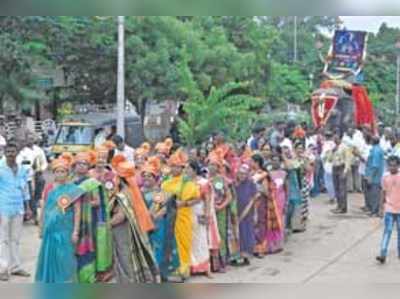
[105,181,114,191]
[214,181,224,191]
[58,196,72,214]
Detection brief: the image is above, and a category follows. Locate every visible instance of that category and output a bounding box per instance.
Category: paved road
[7,193,400,283]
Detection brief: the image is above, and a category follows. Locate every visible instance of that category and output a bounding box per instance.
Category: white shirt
[321,140,336,173]
[17,145,48,181]
[115,145,135,163]
[32,145,48,172]
[358,144,371,176]
[342,134,354,148]
[17,147,35,181]
[305,135,317,149]
[380,136,392,154]
[0,135,6,147]
[94,131,107,147]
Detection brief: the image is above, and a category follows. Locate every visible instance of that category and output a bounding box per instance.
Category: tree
[177,52,262,146]
[0,18,48,112]
[266,62,309,107]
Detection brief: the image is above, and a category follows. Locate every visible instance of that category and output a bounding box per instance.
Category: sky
[341,16,400,33]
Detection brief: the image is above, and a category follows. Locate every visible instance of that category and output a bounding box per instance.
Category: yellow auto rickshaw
[50,111,144,158]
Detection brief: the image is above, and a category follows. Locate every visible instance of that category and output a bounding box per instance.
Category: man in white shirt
[343,127,363,193]
[16,132,48,224]
[112,135,135,163]
[0,134,6,148]
[321,131,336,204]
[353,132,372,212]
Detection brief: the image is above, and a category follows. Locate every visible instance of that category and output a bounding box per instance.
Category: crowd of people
[0,120,399,283]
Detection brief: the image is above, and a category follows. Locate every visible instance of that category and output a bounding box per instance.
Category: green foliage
[267,62,310,106]
[0,16,398,129]
[178,81,262,146]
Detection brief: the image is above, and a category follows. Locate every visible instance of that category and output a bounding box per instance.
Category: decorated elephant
[311,81,375,135]
[312,30,375,134]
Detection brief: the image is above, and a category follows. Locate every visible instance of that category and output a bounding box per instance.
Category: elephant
[311,85,356,136]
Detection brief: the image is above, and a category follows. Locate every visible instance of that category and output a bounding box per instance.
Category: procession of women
[32,122,318,284]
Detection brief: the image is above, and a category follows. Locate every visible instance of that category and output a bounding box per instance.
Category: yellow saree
[162,175,200,278]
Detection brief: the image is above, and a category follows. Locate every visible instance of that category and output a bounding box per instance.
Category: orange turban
[148,156,161,170]
[168,149,188,167]
[208,151,224,168]
[115,161,136,178]
[293,126,306,139]
[51,158,70,171]
[102,140,116,150]
[113,159,154,233]
[135,148,148,159]
[141,164,158,177]
[59,152,74,168]
[141,156,161,176]
[75,151,96,166]
[111,154,127,170]
[140,142,151,153]
[155,142,170,155]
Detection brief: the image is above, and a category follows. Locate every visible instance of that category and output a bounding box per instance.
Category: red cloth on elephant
[311,97,338,128]
[351,85,375,129]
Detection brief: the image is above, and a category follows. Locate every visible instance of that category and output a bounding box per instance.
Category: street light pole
[117,16,125,139]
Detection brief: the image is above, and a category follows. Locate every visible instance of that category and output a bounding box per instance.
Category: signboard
[323,30,368,81]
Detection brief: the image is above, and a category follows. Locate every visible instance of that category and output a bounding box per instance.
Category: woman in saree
[161,150,200,281]
[269,153,288,253]
[88,146,118,282]
[260,143,273,170]
[110,159,160,283]
[89,146,118,198]
[185,160,212,278]
[210,148,242,266]
[235,163,258,265]
[73,151,113,283]
[282,144,311,234]
[282,145,302,235]
[250,154,269,257]
[141,159,179,282]
[292,143,313,233]
[207,154,230,273]
[259,155,285,255]
[35,158,84,283]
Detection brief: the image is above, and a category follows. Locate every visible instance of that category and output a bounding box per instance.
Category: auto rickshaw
[50,111,144,158]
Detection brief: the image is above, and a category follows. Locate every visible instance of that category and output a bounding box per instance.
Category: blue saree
[35,183,84,283]
[143,190,179,281]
